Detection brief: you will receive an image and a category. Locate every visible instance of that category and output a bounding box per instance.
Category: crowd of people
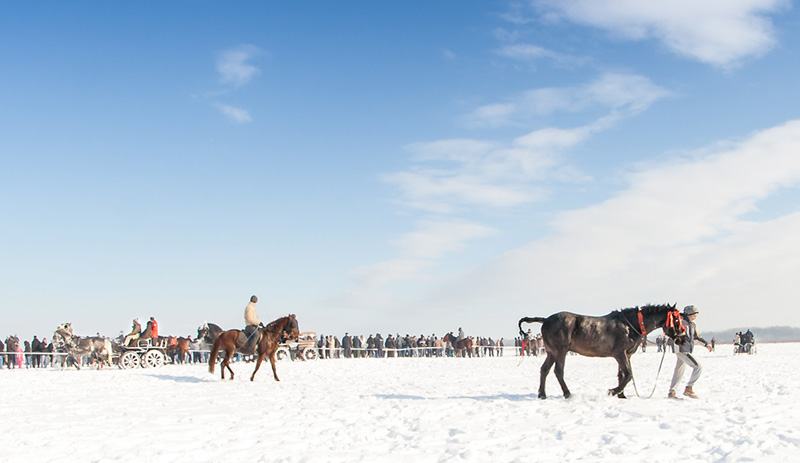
[1,335,55,369]
[313,332,517,358]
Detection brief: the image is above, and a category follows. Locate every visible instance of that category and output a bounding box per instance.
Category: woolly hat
[683,305,699,315]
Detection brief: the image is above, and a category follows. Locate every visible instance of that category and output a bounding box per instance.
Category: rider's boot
[683,386,699,399]
[667,390,678,399]
[244,335,258,355]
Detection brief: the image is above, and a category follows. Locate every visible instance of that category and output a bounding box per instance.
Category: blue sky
[2,1,800,342]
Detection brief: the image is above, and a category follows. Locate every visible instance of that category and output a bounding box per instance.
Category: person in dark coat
[385,334,396,357]
[342,333,352,358]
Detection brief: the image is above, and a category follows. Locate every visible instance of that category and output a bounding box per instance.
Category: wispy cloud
[333,219,497,308]
[342,73,669,310]
[214,103,252,124]
[216,44,263,86]
[427,120,800,328]
[494,43,588,67]
[464,72,669,128]
[208,44,264,123]
[531,0,788,67]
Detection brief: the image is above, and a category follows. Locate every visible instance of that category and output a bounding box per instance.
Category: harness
[621,308,685,399]
[622,308,683,340]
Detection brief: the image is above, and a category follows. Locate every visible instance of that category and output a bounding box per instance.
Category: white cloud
[494,43,588,67]
[533,0,788,67]
[333,219,496,309]
[217,44,262,86]
[391,219,497,260]
[385,74,663,213]
[465,72,669,128]
[426,120,800,329]
[214,103,252,124]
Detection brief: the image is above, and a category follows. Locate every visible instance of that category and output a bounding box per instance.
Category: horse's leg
[250,352,265,381]
[269,352,279,381]
[222,349,235,380]
[226,351,236,380]
[553,351,571,399]
[610,354,632,398]
[219,351,227,379]
[538,353,556,399]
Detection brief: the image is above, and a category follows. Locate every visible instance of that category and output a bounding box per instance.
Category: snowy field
[1,343,798,463]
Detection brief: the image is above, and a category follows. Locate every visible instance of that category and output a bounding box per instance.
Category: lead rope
[629,346,668,399]
[619,310,668,399]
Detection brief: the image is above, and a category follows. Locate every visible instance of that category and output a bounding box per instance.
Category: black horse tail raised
[208,335,222,374]
[518,317,546,337]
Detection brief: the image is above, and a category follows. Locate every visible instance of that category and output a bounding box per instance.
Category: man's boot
[246,333,259,355]
[667,390,678,399]
[683,386,699,399]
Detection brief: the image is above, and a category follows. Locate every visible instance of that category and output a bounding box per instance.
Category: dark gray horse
[518,303,687,399]
[54,323,113,370]
[196,322,223,350]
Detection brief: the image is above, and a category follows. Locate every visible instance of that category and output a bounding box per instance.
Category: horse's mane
[265,316,291,333]
[611,304,674,321]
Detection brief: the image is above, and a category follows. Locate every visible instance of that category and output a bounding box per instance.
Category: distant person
[141,317,158,344]
[668,305,713,399]
[243,295,261,354]
[342,333,352,358]
[124,318,141,346]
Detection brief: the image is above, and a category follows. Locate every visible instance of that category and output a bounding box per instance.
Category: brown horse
[208,315,299,381]
[166,336,191,364]
[444,333,473,358]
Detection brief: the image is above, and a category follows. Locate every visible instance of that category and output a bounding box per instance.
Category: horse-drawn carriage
[734,340,757,355]
[117,338,169,369]
[275,331,318,361]
[733,330,756,355]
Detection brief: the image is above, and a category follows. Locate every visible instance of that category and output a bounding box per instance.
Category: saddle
[238,328,261,354]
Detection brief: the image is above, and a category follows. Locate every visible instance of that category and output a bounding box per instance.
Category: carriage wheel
[120,351,141,369]
[303,348,317,361]
[275,347,290,361]
[143,349,166,368]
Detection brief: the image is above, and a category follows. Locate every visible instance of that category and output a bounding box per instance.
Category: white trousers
[670,352,702,392]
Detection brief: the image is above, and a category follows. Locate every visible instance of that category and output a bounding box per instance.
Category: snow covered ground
[1,343,798,462]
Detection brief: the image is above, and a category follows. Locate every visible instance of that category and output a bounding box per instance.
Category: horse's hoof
[617,392,627,399]
[564,392,571,399]
[538,393,547,399]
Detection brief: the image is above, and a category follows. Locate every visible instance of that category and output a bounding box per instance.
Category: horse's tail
[518,317,546,337]
[208,335,222,374]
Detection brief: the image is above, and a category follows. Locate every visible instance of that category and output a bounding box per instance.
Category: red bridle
[637,311,647,336]
[636,309,685,338]
[665,310,685,333]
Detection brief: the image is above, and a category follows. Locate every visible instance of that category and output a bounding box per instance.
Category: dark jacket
[679,314,708,353]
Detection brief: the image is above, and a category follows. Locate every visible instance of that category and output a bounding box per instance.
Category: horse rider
[124,318,141,347]
[243,295,261,354]
[457,327,465,342]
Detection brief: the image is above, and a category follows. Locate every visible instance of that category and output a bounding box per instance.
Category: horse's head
[663,304,688,345]
[285,314,300,340]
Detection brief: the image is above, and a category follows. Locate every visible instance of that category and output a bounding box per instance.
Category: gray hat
[683,305,699,315]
